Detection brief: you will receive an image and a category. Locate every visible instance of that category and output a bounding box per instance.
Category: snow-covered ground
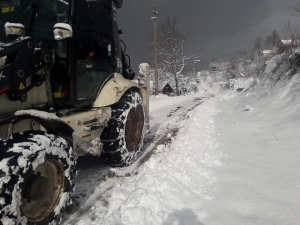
[202,76,300,225]
[63,88,214,224]
[63,75,300,225]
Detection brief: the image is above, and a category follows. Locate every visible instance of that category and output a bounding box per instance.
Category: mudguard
[10,110,73,139]
[93,73,146,108]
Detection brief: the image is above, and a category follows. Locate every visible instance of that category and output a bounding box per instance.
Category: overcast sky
[117,0,300,72]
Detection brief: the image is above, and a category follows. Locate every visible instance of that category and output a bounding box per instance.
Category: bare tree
[264,30,281,48]
[157,17,196,96]
[253,37,263,51]
[282,21,300,41]
[277,21,300,55]
[290,2,300,16]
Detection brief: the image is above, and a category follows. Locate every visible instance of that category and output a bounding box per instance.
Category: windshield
[0,0,69,48]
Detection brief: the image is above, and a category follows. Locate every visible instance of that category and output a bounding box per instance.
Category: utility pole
[151,5,158,95]
[193,59,200,79]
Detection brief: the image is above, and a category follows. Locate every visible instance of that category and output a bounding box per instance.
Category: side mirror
[53,23,73,41]
[5,22,25,37]
[113,0,123,8]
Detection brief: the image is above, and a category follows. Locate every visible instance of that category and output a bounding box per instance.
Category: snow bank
[71,98,222,225]
[200,73,300,225]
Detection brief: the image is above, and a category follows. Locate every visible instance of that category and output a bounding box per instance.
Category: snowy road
[63,93,211,224]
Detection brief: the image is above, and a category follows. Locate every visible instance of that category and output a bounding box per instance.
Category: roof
[263,50,272,54]
[281,39,300,45]
[150,80,175,91]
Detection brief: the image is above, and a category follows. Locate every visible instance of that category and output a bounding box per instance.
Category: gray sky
[117,0,300,72]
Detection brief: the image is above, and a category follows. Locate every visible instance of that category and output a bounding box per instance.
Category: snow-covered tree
[206,46,267,90]
[156,17,196,96]
[208,57,233,81]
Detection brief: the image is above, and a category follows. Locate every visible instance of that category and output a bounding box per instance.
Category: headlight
[53,23,73,41]
[4,22,25,37]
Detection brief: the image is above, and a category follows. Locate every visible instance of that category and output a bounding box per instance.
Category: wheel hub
[125,108,143,152]
[21,159,65,223]
[23,174,48,201]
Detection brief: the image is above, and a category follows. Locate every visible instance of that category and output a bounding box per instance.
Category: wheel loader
[0,0,148,224]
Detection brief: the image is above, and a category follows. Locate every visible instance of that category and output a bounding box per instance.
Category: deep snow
[202,76,300,225]
[63,90,216,224]
[62,74,300,225]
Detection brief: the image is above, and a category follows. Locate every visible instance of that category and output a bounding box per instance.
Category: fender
[8,110,73,140]
[93,73,146,107]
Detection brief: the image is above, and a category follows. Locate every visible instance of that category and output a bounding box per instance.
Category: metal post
[151,5,159,96]
[146,64,150,131]
[193,59,200,80]
[138,63,150,133]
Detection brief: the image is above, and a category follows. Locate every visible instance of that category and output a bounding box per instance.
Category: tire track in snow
[62,95,208,224]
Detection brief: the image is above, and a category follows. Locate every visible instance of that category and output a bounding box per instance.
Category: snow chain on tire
[101,90,145,166]
[0,131,77,225]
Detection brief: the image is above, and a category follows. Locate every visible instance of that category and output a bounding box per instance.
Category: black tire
[101,90,145,166]
[0,131,77,225]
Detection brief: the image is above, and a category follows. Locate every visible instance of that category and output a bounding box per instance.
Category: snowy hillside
[202,75,300,224]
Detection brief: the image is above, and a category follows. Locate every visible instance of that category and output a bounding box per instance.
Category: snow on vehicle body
[0,0,148,224]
